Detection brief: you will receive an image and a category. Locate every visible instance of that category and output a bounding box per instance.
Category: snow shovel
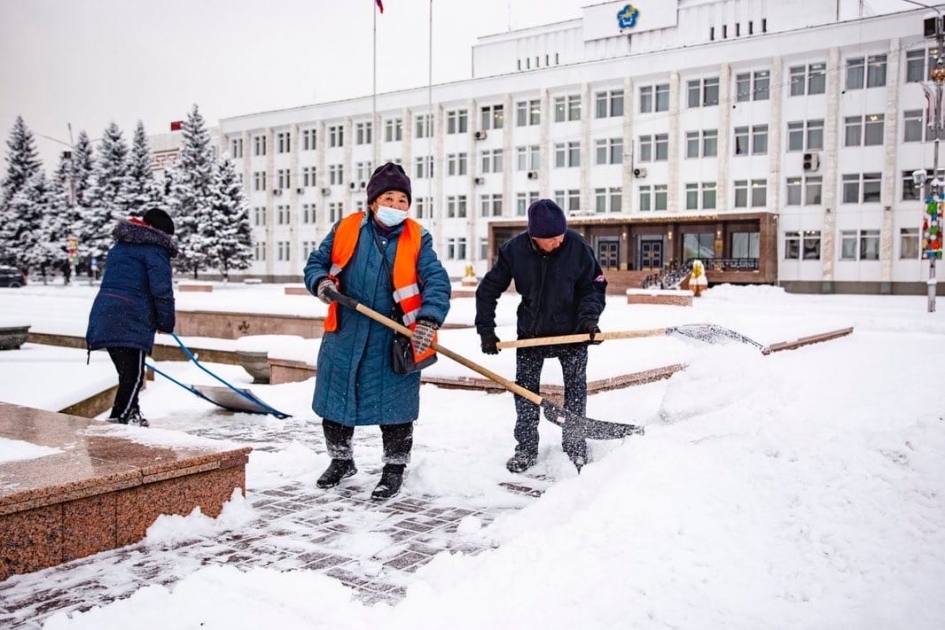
[324,288,644,440]
[495,324,769,354]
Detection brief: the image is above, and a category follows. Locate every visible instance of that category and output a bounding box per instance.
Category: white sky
[0,0,921,168]
[2,282,944,627]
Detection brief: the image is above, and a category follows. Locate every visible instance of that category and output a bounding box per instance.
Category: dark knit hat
[527,199,567,238]
[143,208,175,236]
[367,162,412,206]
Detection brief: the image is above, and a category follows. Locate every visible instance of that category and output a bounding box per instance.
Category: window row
[783,228,919,261]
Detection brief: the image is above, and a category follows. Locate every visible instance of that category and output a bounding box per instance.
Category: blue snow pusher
[146,332,291,419]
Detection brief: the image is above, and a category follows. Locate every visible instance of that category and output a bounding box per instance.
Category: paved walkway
[0,414,550,629]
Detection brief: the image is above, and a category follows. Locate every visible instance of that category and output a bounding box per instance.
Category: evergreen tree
[0,116,42,209]
[71,130,94,210]
[2,171,49,273]
[167,104,216,278]
[127,120,163,216]
[44,153,80,278]
[207,157,253,281]
[80,122,132,263]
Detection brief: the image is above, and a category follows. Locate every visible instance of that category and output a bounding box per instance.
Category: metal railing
[640,257,759,289]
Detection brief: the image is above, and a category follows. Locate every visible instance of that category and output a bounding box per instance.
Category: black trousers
[514,344,588,462]
[107,347,146,421]
[322,419,414,466]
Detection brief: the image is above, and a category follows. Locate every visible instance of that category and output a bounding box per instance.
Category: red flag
[375,0,384,13]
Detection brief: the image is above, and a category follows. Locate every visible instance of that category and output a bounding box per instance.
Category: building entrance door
[639,238,664,269]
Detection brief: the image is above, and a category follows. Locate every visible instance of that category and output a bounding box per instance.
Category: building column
[622,77,634,213]
[432,103,445,254]
[289,123,300,272]
[539,90,551,199]
[880,38,902,293]
[264,127,275,279]
[503,92,514,219]
[316,121,327,234]
[580,82,592,213]
[768,57,784,214]
[668,71,680,213]
[717,63,732,212]
[467,98,478,263]
[821,47,842,292]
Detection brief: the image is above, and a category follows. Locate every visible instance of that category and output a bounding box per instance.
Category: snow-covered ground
[1,282,944,629]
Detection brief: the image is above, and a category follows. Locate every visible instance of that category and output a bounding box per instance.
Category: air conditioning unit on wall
[320,187,331,196]
[272,188,283,196]
[474,130,488,141]
[296,187,304,194]
[526,171,538,180]
[633,167,647,178]
[348,182,357,190]
[474,176,485,185]
[802,152,820,172]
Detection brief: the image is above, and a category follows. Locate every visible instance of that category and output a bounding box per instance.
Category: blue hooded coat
[86,220,177,354]
[303,215,451,426]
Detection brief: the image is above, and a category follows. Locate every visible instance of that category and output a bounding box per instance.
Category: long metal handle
[326,289,544,405]
[496,328,668,349]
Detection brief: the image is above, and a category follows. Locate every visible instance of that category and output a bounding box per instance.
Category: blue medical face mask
[376,205,408,227]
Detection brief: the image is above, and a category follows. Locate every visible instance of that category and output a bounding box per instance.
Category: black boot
[506,451,538,474]
[316,459,357,488]
[371,464,405,500]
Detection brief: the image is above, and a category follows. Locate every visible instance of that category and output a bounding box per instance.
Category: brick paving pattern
[0,415,551,629]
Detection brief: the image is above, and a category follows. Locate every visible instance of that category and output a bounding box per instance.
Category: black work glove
[316,277,337,304]
[412,318,438,354]
[581,319,603,345]
[480,330,500,355]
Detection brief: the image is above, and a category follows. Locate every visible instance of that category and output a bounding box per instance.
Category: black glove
[316,277,337,304]
[412,318,438,354]
[480,330,500,355]
[581,319,603,345]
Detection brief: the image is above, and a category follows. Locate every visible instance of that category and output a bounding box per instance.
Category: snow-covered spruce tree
[206,156,253,281]
[79,122,133,264]
[0,116,42,209]
[44,153,81,276]
[2,171,50,274]
[71,130,94,210]
[0,116,43,264]
[168,104,216,278]
[127,120,163,217]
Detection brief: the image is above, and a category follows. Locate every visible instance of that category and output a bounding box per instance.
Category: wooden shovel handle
[496,328,669,349]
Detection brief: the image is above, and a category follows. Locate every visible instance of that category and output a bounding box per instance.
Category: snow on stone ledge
[0,437,62,464]
[626,288,695,297]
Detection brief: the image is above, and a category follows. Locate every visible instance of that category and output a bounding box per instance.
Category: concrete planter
[0,325,30,350]
[237,350,270,384]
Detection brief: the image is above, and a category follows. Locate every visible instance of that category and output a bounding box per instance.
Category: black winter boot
[506,451,538,474]
[371,464,405,500]
[316,459,357,488]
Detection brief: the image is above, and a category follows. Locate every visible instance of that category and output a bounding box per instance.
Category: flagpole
[373,0,377,129]
[428,0,434,233]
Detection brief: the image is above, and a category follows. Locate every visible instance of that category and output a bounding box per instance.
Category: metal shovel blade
[540,399,645,440]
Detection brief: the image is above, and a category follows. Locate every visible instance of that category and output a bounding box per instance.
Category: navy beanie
[143,208,175,236]
[367,162,412,206]
[527,199,567,238]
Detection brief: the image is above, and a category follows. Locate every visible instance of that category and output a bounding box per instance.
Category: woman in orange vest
[304,162,451,500]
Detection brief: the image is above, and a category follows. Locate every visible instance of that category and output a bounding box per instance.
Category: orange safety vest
[323,212,436,363]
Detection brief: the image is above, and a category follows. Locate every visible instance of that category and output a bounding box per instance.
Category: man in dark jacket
[475,199,607,473]
[86,208,177,427]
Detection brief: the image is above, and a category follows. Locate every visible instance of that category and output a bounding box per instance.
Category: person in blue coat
[86,208,177,427]
[304,163,451,500]
[475,199,607,473]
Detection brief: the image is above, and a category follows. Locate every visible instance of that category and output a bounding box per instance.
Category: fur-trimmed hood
[113,219,179,258]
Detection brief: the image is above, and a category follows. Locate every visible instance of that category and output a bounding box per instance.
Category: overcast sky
[0,0,922,167]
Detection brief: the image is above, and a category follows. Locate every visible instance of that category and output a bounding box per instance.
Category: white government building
[215,0,944,294]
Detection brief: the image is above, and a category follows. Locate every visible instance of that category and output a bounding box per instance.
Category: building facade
[217,0,943,294]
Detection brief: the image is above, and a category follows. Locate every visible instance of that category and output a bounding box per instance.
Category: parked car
[0,266,27,288]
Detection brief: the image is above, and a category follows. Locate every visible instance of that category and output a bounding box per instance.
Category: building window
[415,114,433,139]
[414,196,432,219]
[516,191,540,216]
[900,227,920,259]
[685,182,717,210]
[516,145,541,171]
[328,202,344,223]
[253,206,266,226]
[594,187,622,213]
[787,119,824,151]
[789,63,826,96]
[846,55,887,90]
[414,155,434,179]
[785,175,823,206]
[276,132,291,154]
[842,172,882,203]
[480,194,503,217]
[553,94,582,122]
[447,152,468,176]
[302,129,317,151]
[230,138,243,158]
[554,142,581,168]
[687,77,720,108]
[446,195,468,218]
[328,164,343,186]
[653,185,668,210]
[844,115,884,147]
[253,171,266,191]
[906,48,938,83]
[595,90,624,118]
[553,189,581,213]
[595,138,623,165]
[480,149,503,174]
[276,169,290,190]
[446,109,469,134]
[784,231,822,260]
[903,110,926,143]
[384,118,403,142]
[731,232,760,258]
[253,135,267,156]
[639,84,670,113]
[480,104,504,130]
[734,125,767,155]
[840,229,881,260]
[355,122,373,145]
[276,204,290,225]
[254,241,267,262]
[328,125,344,148]
[735,70,770,102]
[734,180,765,207]
[354,161,373,183]
[301,203,315,224]
[515,100,541,126]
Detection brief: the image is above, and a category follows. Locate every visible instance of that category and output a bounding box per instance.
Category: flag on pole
[376,0,384,13]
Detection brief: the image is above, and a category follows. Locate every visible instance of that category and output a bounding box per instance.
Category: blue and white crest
[617,4,640,29]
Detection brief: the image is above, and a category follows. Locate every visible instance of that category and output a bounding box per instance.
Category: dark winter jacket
[475,229,607,339]
[86,219,178,354]
[303,214,451,427]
